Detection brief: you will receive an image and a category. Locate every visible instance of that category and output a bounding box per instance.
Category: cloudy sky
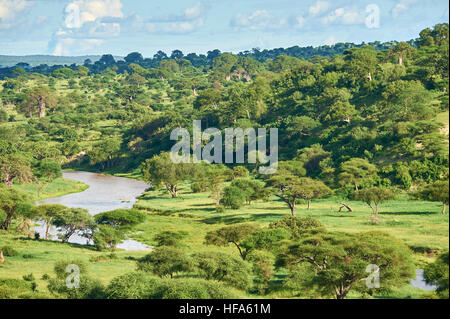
[0,0,448,57]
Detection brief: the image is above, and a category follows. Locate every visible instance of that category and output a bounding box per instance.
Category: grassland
[1,177,448,299]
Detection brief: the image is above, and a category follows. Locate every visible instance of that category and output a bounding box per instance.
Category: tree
[192,251,252,290]
[416,180,449,215]
[267,175,331,215]
[0,186,34,230]
[0,154,34,186]
[137,246,191,278]
[93,225,125,250]
[230,178,268,205]
[141,152,193,198]
[51,208,94,242]
[124,52,144,64]
[338,158,378,192]
[278,231,415,299]
[354,187,396,222]
[241,228,291,255]
[34,158,62,197]
[424,251,449,299]
[247,250,275,294]
[94,208,146,228]
[388,42,414,65]
[31,204,67,239]
[205,223,260,260]
[269,216,326,239]
[220,186,245,209]
[154,230,188,247]
[20,86,56,118]
[88,136,121,170]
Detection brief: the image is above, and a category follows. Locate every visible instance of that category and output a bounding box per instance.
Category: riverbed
[35,171,151,250]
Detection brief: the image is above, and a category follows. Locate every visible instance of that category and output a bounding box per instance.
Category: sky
[0,0,448,57]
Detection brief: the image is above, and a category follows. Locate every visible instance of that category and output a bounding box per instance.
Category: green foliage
[0,185,34,230]
[154,230,188,247]
[220,185,245,209]
[278,231,415,299]
[1,245,18,257]
[192,251,252,289]
[269,216,326,238]
[94,208,146,228]
[137,246,191,278]
[51,208,94,242]
[205,223,260,260]
[93,225,126,251]
[355,187,396,221]
[424,251,449,299]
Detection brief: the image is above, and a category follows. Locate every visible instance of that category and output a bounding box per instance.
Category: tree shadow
[200,213,283,225]
[380,211,437,216]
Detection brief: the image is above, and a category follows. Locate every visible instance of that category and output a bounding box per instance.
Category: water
[35,171,151,251]
[410,269,437,291]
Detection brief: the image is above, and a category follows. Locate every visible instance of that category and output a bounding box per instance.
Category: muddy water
[36,171,151,251]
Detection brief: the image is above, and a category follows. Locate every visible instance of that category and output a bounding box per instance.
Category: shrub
[220,186,245,209]
[1,246,18,257]
[269,216,325,238]
[22,273,35,282]
[137,246,191,278]
[192,251,252,290]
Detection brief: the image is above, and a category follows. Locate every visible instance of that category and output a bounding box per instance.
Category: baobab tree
[20,86,56,118]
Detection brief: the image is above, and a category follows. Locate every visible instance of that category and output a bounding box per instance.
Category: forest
[0,23,448,300]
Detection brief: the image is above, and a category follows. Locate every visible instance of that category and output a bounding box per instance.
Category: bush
[192,251,252,290]
[247,250,275,295]
[1,246,18,257]
[22,254,34,259]
[154,230,187,247]
[151,278,240,299]
[23,273,35,282]
[41,274,50,280]
[220,186,245,209]
[269,216,325,238]
[137,246,191,278]
[106,273,241,299]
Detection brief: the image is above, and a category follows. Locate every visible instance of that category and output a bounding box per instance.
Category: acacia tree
[0,186,34,230]
[20,86,56,118]
[338,158,378,192]
[0,154,34,186]
[355,187,396,222]
[205,223,260,260]
[52,208,94,242]
[31,204,67,239]
[279,231,415,299]
[416,180,449,215]
[141,152,193,198]
[267,175,331,216]
[34,158,62,197]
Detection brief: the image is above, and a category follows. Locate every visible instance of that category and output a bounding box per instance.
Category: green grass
[14,177,89,201]
[133,184,449,252]
[1,181,448,299]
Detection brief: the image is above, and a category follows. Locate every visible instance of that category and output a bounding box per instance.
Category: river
[35,171,151,250]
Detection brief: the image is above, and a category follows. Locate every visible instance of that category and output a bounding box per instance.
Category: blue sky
[0,0,448,57]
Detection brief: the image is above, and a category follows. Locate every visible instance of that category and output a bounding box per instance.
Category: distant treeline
[0,39,416,79]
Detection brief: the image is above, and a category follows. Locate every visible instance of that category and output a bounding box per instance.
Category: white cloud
[293,15,306,29]
[391,0,418,18]
[64,0,123,28]
[48,0,123,55]
[322,7,365,25]
[309,1,330,16]
[0,0,31,29]
[230,10,286,30]
[163,18,204,34]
